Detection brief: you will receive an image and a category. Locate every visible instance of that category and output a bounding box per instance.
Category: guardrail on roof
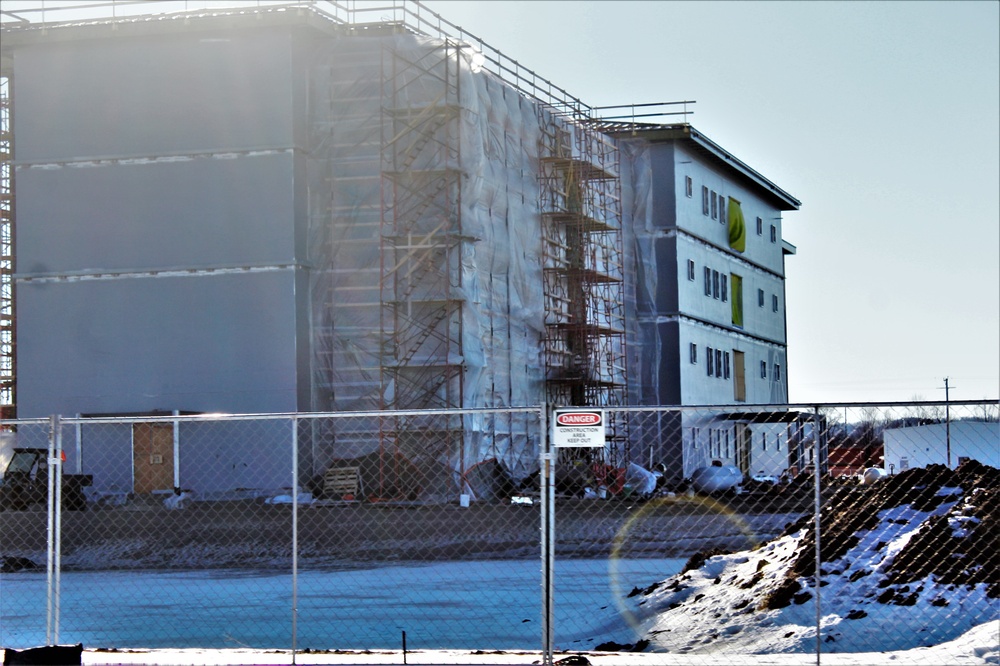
[1,0,692,125]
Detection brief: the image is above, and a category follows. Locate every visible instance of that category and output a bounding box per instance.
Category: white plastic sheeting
[307,32,586,485]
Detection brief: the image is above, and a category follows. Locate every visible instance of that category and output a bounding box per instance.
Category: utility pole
[940,377,954,468]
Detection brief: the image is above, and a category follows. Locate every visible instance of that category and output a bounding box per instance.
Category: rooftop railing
[1,0,693,124]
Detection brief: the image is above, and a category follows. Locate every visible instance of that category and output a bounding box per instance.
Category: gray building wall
[13,24,312,417]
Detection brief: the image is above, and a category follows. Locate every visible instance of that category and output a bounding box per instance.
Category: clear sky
[422,0,1000,405]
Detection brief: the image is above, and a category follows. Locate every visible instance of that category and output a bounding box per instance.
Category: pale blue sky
[424,0,1000,404]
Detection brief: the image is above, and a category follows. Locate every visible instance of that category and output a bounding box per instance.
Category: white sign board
[552,409,605,448]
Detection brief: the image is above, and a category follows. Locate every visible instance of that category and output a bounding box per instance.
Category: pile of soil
[777,459,999,599]
[621,460,998,654]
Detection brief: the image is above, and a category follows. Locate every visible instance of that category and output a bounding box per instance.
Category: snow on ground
[5,621,996,665]
[598,462,1000,662]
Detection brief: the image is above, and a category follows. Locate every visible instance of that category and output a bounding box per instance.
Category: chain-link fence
[1,402,997,664]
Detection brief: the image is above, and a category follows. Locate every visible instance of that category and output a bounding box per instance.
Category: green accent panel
[731,273,744,327]
[728,197,746,252]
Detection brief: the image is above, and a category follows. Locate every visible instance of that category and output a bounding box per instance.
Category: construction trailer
[883,421,1000,472]
[0,1,798,498]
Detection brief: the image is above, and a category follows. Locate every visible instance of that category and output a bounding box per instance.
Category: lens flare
[607,494,762,640]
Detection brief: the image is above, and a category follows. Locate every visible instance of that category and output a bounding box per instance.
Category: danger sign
[552,409,605,448]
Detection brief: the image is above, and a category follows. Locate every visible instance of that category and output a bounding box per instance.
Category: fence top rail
[2,400,996,427]
[10,406,544,426]
[561,399,999,412]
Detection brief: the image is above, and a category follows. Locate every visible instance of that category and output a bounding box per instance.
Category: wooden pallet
[323,466,361,500]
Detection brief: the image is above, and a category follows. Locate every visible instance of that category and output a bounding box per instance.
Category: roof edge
[610,123,801,212]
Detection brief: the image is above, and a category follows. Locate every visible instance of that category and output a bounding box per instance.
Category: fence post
[172,410,181,490]
[812,406,822,666]
[540,407,554,666]
[291,415,299,663]
[74,415,82,475]
[46,413,63,645]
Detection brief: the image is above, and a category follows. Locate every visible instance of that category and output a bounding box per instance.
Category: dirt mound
[780,459,998,596]
[623,461,999,654]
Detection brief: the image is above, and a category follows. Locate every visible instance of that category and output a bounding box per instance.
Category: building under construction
[0,1,799,495]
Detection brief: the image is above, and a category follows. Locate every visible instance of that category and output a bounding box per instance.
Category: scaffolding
[376,36,468,496]
[0,73,13,420]
[538,115,629,466]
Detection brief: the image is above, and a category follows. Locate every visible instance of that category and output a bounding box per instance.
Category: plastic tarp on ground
[463,457,517,502]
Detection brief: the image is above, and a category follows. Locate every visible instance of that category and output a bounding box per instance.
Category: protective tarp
[304,31,610,497]
[625,462,658,496]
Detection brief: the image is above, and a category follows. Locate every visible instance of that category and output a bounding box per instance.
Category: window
[762,432,767,451]
[723,352,731,379]
[702,186,710,215]
[687,259,696,281]
[692,427,700,449]
[760,360,767,379]
[715,349,723,378]
[711,192,718,219]
[690,343,698,364]
[758,288,765,307]
[774,364,782,381]
[712,270,720,299]
[721,274,728,302]
[724,431,731,458]
[770,225,777,243]
[706,347,715,376]
[718,197,725,223]
[756,217,763,235]
[772,294,779,312]
[685,176,693,198]
[704,267,712,296]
